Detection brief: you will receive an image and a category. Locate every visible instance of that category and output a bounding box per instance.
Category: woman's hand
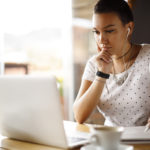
[95,45,113,74]
[145,117,150,132]
[147,117,150,126]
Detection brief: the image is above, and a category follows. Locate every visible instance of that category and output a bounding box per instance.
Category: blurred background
[0,0,150,124]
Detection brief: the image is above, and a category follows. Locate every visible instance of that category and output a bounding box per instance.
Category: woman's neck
[111,44,141,74]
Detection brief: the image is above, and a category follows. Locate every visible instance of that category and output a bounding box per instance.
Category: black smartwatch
[96,71,110,79]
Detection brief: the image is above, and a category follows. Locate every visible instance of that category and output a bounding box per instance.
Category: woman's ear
[127,21,134,35]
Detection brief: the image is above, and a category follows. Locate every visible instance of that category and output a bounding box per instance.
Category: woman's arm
[73,76,106,124]
[73,45,112,124]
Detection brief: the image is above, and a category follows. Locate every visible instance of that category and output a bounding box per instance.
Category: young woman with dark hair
[73,0,150,127]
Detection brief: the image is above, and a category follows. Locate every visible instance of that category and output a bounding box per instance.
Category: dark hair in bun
[94,0,133,25]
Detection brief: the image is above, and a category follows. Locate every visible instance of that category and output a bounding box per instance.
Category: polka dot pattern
[82,44,150,127]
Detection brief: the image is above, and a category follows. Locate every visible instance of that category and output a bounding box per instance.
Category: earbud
[127,28,130,37]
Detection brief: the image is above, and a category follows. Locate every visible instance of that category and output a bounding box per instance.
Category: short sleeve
[144,44,150,73]
[149,63,150,73]
[148,46,150,73]
[82,55,97,82]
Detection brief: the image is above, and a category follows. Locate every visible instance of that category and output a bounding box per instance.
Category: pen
[144,123,150,132]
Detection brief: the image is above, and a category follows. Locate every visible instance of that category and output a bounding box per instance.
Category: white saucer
[80,144,134,150]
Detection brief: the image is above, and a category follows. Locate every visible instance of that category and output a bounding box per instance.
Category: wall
[131,0,150,44]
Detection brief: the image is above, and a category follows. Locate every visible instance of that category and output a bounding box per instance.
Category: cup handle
[89,134,101,145]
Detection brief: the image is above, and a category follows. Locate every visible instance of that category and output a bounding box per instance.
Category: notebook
[0,75,88,149]
[121,126,150,144]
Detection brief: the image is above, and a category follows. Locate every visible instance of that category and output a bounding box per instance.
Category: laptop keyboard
[68,137,87,144]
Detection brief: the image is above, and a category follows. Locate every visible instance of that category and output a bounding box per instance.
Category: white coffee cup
[89,126,124,150]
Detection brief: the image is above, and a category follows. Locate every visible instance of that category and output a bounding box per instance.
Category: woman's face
[92,12,131,57]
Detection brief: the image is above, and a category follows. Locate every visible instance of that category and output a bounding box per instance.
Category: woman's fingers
[97,45,101,52]
[100,55,111,63]
[96,50,112,63]
[94,46,113,73]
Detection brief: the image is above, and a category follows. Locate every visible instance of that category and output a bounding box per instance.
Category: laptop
[0,75,89,149]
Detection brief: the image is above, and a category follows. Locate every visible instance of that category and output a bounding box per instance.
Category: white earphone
[127,27,130,37]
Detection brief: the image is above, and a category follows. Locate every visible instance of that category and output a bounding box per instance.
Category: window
[0,0,73,120]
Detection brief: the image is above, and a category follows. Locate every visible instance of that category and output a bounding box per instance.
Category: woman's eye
[92,30,100,35]
[105,30,114,33]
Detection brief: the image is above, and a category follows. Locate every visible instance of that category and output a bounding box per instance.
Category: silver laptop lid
[0,75,68,148]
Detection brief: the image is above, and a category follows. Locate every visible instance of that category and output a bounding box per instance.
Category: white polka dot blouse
[82,44,150,127]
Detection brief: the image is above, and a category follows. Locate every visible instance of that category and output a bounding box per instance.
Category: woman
[73,0,150,127]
